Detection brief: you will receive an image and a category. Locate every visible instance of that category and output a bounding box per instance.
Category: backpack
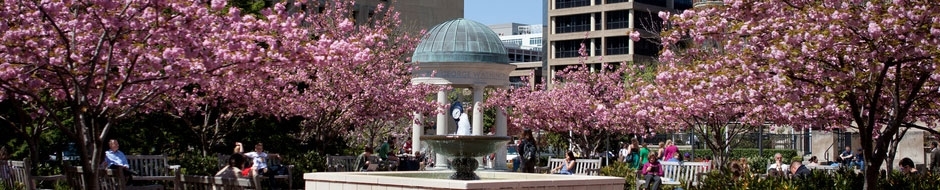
[523,140,538,160]
[624,152,635,163]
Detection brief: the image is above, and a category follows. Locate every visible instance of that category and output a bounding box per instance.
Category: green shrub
[173,152,219,176]
[600,161,637,190]
[679,148,798,161]
[283,150,326,188]
[691,166,940,190]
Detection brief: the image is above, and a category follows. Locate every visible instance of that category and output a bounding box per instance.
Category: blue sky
[465,0,544,25]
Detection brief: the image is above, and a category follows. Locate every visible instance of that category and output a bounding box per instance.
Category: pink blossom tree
[660,1,940,188]
[1,1,437,189]
[488,44,644,156]
[0,0,272,188]
[197,1,439,150]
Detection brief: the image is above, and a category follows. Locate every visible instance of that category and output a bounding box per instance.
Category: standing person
[356,147,375,172]
[243,143,281,189]
[929,141,940,173]
[378,138,393,161]
[656,142,665,160]
[618,143,630,163]
[627,139,640,168]
[839,146,854,166]
[638,143,651,167]
[519,129,539,173]
[641,153,664,190]
[105,139,137,182]
[662,140,678,162]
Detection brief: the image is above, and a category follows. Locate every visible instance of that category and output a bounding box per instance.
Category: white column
[472,85,486,168]
[472,85,485,136]
[436,90,449,169]
[412,112,423,155]
[495,104,508,170]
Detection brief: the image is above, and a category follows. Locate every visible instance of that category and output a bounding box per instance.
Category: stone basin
[304,171,624,190]
[421,135,511,180]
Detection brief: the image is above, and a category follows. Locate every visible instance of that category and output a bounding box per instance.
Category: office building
[544,0,692,82]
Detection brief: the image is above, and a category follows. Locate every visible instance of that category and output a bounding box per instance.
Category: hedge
[678,148,798,161]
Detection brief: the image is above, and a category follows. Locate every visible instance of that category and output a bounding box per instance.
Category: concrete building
[489,23,546,88]
[544,0,693,81]
[288,0,464,34]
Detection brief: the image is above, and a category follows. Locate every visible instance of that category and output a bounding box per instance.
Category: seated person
[806,156,819,167]
[767,153,789,174]
[642,153,664,190]
[830,156,843,167]
[789,161,810,178]
[356,147,375,171]
[216,153,247,178]
[551,151,576,175]
[386,152,400,171]
[105,139,138,176]
[899,157,918,175]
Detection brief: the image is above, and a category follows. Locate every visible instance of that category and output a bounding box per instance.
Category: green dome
[412,19,510,64]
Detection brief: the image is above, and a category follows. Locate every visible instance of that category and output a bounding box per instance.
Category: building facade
[489,23,546,88]
[287,0,464,35]
[545,0,692,81]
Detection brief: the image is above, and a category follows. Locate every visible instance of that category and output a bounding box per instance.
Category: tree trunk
[885,127,909,174]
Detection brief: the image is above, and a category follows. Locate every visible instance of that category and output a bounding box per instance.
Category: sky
[464,0,544,26]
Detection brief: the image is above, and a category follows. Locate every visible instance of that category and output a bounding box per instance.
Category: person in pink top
[642,153,664,190]
[661,140,678,162]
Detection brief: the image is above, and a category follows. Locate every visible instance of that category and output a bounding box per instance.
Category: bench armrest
[168,165,181,170]
[585,168,600,176]
[32,174,65,182]
[535,166,551,173]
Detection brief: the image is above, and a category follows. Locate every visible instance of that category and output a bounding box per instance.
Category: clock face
[452,109,462,119]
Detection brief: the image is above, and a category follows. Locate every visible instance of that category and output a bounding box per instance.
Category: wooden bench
[218,153,293,189]
[536,157,602,175]
[806,165,839,174]
[125,155,180,189]
[636,161,710,190]
[63,166,163,190]
[325,156,358,172]
[179,175,256,190]
[1,160,64,190]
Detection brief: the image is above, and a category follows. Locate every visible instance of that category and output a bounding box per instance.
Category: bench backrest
[64,166,128,190]
[2,160,32,189]
[326,156,359,172]
[546,157,602,175]
[180,175,255,190]
[806,165,838,174]
[661,162,710,183]
[218,153,288,169]
[126,155,172,177]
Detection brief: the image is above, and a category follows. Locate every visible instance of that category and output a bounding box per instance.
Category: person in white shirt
[767,153,789,175]
[243,143,281,188]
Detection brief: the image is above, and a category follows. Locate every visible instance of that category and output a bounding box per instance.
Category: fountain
[421,135,510,180]
[302,18,623,189]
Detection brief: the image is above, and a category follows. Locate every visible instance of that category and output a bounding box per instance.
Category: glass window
[555,0,591,9]
[529,37,543,45]
[606,10,629,30]
[554,14,591,34]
